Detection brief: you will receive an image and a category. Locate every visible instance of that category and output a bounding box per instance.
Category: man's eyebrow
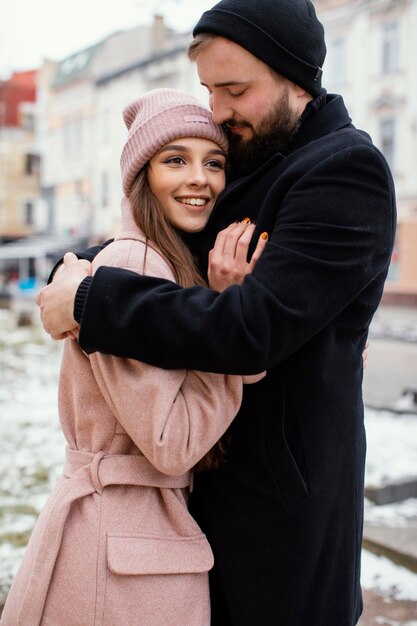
[201,81,250,88]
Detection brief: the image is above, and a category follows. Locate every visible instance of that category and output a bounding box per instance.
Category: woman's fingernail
[242,217,251,224]
[261,232,268,240]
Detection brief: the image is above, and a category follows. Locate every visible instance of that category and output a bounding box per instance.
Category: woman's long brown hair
[130,168,206,288]
[129,168,226,471]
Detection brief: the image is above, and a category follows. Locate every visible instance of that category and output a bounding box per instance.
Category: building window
[381,21,399,74]
[24,153,39,175]
[327,37,347,86]
[24,201,34,226]
[63,115,83,158]
[379,118,396,170]
[21,111,35,131]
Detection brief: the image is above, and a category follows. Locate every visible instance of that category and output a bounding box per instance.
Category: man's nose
[210,93,233,125]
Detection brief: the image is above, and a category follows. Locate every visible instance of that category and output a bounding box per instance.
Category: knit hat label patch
[184,115,210,124]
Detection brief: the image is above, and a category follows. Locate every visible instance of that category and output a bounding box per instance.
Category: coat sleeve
[78,143,396,374]
[89,354,242,475]
[87,240,243,475]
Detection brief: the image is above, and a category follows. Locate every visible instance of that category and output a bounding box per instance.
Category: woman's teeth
[176,197,207,206]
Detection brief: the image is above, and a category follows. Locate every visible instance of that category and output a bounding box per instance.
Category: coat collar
[210,94,352,210]
[289,93,352,152]
[208,93,352,223]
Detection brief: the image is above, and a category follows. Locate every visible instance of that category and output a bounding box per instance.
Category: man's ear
[289,82,313,115]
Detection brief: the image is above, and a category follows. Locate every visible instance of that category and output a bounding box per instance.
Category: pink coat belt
[18,447,191,625]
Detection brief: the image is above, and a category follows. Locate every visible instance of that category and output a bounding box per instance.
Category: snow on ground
[365,409,417,487]
[361,549,417,602]
[369,309,417,343]
[1,309,417,607]
[0,310,65,601]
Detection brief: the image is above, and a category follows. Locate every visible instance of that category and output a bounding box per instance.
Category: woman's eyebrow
[158,145,226,157]
[158,144,189,153]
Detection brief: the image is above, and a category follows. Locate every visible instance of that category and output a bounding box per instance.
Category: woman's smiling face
[147,137,226,233]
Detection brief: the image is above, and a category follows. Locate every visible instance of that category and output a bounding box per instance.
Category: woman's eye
[165,156,185,165]
[206,160,225,170]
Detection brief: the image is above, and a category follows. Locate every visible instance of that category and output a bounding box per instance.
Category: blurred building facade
[38,16,203,242]
[316,0,417,301]
[0,71,40,241]
[1,4,417,299]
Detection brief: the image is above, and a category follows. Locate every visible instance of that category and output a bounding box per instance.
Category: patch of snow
[365,409,417,486]
[1,309,417,609]
[364,497,417,527]
[361,549,417,601]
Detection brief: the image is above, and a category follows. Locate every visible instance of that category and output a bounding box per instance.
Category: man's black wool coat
[77,94,397,625]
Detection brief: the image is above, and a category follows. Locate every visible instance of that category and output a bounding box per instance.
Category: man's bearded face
[226,87,301,179]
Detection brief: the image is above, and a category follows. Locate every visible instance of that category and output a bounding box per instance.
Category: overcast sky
[0,0,215,79]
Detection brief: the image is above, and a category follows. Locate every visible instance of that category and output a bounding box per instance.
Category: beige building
[0,119,40,239]
[92,26,203,239]
[40,17,193,241]
[39,43,102,238]
[0,71,40,240]
[316,0,417,299]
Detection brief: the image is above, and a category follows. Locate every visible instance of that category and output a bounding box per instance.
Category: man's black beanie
[193,0,326,97]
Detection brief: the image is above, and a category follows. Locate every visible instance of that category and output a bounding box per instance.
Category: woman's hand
[208,220,268,292]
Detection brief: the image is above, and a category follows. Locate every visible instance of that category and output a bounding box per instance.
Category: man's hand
[36,252,92,340]
[208,220,268,292]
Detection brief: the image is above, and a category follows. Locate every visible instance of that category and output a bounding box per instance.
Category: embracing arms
[38,143,395,374]
[69,239,245,475]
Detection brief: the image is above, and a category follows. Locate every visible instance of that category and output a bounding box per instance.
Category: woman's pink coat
[1,203,244,625]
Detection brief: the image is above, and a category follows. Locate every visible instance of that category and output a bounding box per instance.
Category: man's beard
[226,89,301,179]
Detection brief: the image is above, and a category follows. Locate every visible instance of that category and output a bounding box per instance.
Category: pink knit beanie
[121,88,228,197]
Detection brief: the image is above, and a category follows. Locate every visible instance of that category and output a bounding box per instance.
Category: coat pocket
[107,532,214,575]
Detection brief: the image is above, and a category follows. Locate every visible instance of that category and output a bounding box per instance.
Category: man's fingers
[79,259,93,275]
[35,286,44,307]
[63,251,79,267]
[64,254,92,275]
[35,253,89,339]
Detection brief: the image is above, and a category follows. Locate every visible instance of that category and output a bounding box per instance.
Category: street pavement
[359,588,417,625]
[363,304,417,411]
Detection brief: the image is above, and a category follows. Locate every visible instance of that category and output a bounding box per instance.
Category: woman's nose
[187,164,208,186]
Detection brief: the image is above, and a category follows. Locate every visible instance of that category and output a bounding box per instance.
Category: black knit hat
[193,0,326,97]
